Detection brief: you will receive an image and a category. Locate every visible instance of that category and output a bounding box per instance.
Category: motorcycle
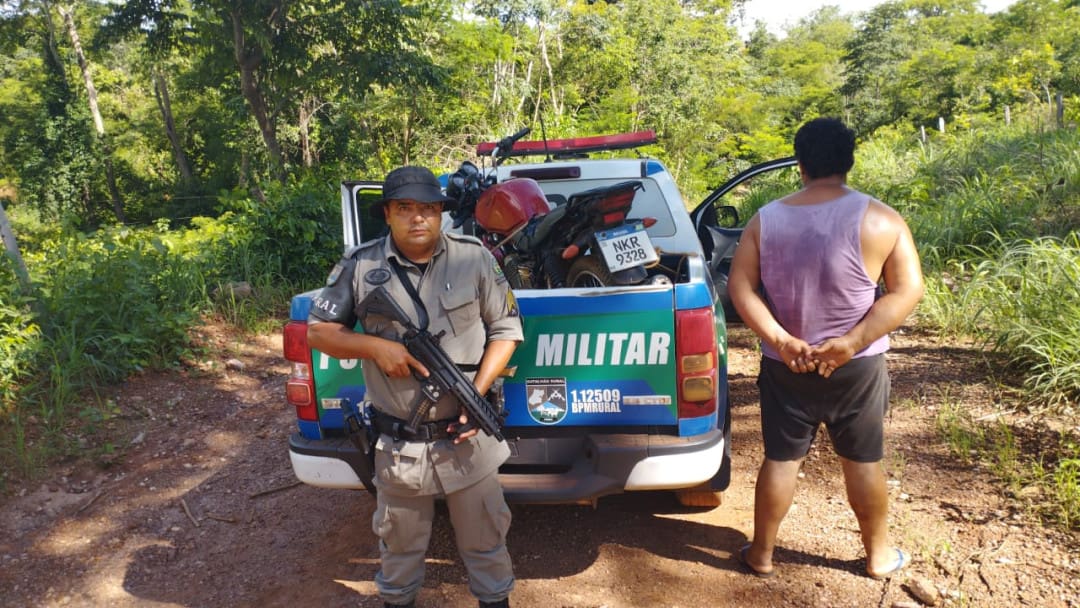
[448,128,660,289]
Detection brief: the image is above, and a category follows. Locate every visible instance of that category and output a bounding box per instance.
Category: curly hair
[793,118,856,179]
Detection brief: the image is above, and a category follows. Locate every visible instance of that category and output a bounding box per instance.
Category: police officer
[307,166,523,608]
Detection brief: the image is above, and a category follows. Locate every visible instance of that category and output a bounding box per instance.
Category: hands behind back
[809,336,857,379]
[777,336,817,374]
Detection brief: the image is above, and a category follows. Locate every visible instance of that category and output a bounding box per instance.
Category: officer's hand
[777,336,816,374]
[810,337,855,378]
[372,338,429,379]
[449,409,478,444]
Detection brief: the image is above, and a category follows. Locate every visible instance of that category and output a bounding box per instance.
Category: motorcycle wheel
[566,255,616,287]
[502,255,530,289]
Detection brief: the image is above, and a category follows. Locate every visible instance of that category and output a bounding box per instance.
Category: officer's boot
[384,602,414,608]
[479,599,509,608]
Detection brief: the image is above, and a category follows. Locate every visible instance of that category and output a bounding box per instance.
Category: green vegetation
[936,392,1080,530]
[0,185,336,483]
[0,0,1077,527]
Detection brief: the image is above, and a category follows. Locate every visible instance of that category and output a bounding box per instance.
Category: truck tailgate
[504,285,678,428]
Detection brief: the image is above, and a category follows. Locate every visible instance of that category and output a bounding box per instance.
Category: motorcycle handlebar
[493,127,531,159]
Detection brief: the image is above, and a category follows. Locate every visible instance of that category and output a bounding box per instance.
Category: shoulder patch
[492,257,506,283]
[506,290,519,317]
[325,263,345,286]
[364,267,392,285]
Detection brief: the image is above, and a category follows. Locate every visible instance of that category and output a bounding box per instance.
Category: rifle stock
[358,286,506,441]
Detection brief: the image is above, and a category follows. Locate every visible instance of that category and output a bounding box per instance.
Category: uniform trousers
[373,470,514,605]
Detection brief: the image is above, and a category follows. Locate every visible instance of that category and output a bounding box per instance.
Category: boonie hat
[371,165,455,218]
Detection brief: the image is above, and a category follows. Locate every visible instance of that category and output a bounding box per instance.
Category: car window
[355,188,387,243]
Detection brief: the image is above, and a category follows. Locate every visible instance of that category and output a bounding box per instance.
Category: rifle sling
[388,257,429,330]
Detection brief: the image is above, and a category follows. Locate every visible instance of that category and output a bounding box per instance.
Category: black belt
[373,411,457,442]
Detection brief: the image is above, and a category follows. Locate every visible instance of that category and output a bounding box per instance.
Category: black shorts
[758,354,890,463]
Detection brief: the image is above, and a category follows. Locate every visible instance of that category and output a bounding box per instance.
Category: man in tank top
[728,117,924,579]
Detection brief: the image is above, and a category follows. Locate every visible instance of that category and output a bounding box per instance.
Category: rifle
[358,285,507,441]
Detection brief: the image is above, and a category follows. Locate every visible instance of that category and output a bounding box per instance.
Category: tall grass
[857,120,1080,266]
[920,234,1080,406]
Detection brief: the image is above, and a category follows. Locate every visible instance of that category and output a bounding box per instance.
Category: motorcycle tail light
[601,211,628,225]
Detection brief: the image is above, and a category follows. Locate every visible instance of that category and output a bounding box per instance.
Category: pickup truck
[283,131,797,505]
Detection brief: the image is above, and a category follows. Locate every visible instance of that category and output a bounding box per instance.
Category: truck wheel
[566,255,615,287]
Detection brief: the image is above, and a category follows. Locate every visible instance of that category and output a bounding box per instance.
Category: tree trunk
[153,70,195,186]
[538,21,562,117]
[59,3,126,223]
[299,97,316,168]
[40,0,67,91]
[231,9,286,184]
[0,202,32,293]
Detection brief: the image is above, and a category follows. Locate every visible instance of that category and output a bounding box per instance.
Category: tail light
[283,321,318,421]
[601,211,628,226]
[675,307,717,420]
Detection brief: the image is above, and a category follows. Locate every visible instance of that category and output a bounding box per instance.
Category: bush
[215,174,342,285]
[0,257,40,417]
[0,176,341,480]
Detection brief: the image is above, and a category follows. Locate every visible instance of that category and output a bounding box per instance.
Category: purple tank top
[758,190,889,361]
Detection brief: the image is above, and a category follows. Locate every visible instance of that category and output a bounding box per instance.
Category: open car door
[689,157,799,322]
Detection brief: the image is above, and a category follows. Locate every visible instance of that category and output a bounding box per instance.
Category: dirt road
[1,325,1077,607]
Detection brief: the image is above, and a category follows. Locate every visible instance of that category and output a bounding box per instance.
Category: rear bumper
[288,427,729,503]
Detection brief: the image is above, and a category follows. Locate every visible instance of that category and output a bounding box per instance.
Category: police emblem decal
[526,378,568,425]
[364,267,392,285]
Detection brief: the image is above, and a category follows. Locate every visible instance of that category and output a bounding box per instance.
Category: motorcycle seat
[513,205,567,252]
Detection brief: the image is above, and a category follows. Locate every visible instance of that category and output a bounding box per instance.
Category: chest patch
[364,267,392,285]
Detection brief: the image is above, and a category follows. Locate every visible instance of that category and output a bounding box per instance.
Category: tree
[750,7,854,129]
[0,1,105,224]
[56,1,125,222]
[188,0,442,183]
[97,0,197,188]
[841,0,990,134]
[988,0,1080,109]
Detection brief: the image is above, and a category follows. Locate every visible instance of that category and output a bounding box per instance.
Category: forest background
[0,0,1077,529]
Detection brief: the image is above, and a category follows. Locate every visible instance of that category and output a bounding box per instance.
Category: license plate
[595,222,659,273]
